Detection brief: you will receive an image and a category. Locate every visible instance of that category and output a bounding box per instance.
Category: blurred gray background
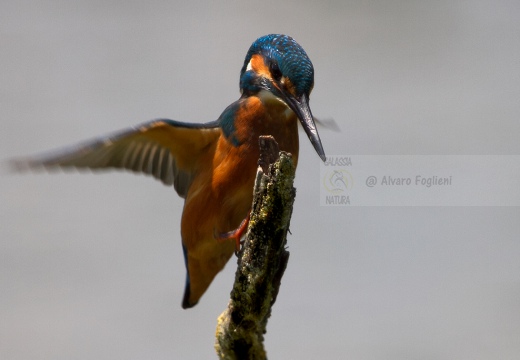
[1,1,519,359]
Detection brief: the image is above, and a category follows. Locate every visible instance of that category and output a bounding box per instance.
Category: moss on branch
[215,136,296,360]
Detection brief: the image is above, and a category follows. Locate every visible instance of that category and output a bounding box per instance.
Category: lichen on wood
[215,136,296,360]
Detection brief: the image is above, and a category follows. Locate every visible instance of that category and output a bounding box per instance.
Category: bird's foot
[215,212,251,256]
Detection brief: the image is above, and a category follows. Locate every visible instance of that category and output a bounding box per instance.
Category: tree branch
[215,136,296,360]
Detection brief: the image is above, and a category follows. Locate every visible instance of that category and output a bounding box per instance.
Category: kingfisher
[13,34,326,308]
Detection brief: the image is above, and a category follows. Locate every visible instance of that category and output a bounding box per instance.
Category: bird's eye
[269,62,282,81]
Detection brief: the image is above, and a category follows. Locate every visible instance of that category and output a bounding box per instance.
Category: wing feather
[12,119,221,198]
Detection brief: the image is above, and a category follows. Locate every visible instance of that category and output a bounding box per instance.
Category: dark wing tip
[7,158,28,172]
[181,244,197,309]
[181,272,194,309]
[182,287,197,309]
[7,157,46,173]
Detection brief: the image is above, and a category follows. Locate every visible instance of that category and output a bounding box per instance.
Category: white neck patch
[245,59,253,72]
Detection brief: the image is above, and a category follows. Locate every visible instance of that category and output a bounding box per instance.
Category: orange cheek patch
[250,54,271,78]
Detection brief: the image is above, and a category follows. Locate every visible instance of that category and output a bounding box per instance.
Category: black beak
[284,92,326,162]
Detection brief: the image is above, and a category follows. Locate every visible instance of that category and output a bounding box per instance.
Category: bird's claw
[214,213,251,256]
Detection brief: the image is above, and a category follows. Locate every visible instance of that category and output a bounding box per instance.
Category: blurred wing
[12,119,221,198]
[313,117,340,132]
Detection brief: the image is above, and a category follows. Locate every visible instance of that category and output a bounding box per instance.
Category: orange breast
[212,96,299,225]
[179,94,300,305]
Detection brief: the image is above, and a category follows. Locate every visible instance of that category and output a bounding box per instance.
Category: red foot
[216,212,251,255]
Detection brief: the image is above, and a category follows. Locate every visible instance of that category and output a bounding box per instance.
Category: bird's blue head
[239,34,325,161]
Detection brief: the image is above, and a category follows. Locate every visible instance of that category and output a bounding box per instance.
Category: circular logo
[323,169,353,194]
